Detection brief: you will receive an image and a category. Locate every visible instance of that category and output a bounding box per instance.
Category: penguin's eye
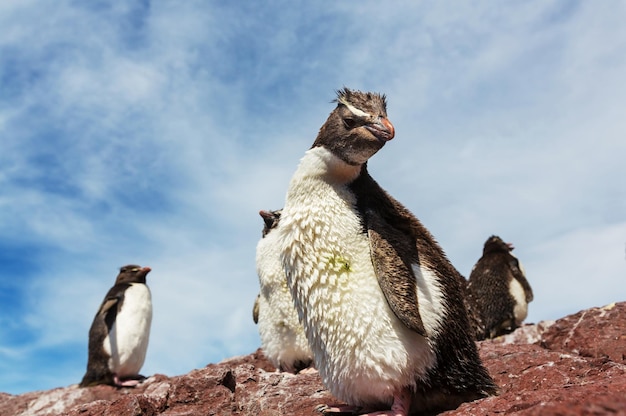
[343,118,357,129]
[131,268,139,272]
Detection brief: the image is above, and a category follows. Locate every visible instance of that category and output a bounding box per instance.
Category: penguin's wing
[98,284,129,332]
[252,294,260,324]
[366,210,427,337]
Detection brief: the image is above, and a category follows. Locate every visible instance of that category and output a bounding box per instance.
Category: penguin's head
[115,264,151,285]
[311,88,395,166]
[259,209,282,237]
[483,235,514,255]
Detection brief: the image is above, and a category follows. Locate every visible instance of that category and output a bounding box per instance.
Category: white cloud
[524,222,626,321]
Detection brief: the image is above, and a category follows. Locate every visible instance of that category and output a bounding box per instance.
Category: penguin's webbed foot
[113,374,146,387]
[317,388,411,416]
[315,403,362,415]
[298,367,318,375]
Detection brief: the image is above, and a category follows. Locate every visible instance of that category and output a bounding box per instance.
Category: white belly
[104,283,152,377]
[509,278,528,326]
[279,148,437,407]
[256,229,312,371]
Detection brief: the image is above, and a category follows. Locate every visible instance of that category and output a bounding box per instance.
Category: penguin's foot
[297,367,318,375]
[113,374,146,387]
[316,389,411,416]
[359,389,411,416]
[316,403,362,414]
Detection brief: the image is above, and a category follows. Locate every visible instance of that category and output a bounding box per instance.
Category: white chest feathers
[509,278,528,326]
[256,226,312,372]
[104,283,152,377]
[279,148,438,407]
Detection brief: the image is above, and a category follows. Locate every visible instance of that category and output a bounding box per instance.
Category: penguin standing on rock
[277,88,497,415]
[253,209,313,373]
[468,235,533,340]
[80,265,152,387]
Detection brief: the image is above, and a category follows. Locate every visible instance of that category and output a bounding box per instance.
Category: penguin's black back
[79,282,131,387]
[350,168,498,412]
[474,255,515,332]
[468,236,531,339]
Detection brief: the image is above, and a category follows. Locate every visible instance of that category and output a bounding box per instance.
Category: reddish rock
[1,302,626,415]
[453,342,626,415]
[541,302,626,364]
[490,319,555,345]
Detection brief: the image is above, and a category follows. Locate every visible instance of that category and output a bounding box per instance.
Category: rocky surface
[2,302,626,416]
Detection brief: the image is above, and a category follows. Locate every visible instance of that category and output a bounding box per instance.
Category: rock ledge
[2,302,626,415]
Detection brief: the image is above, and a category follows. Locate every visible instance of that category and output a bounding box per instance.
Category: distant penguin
[468,235,533,339]
[80,265,152,387]
[458,276,485,341]
[277,88,497,415]
[253,209,313,373]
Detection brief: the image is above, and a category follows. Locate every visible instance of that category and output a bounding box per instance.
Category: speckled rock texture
[2,302,625,415]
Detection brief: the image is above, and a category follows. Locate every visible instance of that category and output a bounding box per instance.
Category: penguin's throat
[303,147,362,184]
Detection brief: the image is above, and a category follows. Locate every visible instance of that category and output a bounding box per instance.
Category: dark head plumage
[115,265,151,285]
[259,209,282,237]
[312,87,395,165]
[334,87,388,113]
[482,235,513,255]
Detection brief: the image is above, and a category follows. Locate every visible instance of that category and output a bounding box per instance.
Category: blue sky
[1,1,625,395]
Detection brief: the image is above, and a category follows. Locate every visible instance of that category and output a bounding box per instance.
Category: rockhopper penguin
[277,88,497,415]
[253,209,313,373]
[468,235,533,340]
[80,265,152,387]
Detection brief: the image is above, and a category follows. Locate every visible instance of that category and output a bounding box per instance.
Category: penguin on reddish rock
[468,235,533,339]
[277,88,497,415]
[80,265,152,387]
[253,209,313,373]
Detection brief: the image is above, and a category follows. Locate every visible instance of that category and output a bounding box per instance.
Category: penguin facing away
[253,209,313,373]
[460,278,486,341]
[80,265,153,387]
[277,88,497,415]
[468,235,533,340]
